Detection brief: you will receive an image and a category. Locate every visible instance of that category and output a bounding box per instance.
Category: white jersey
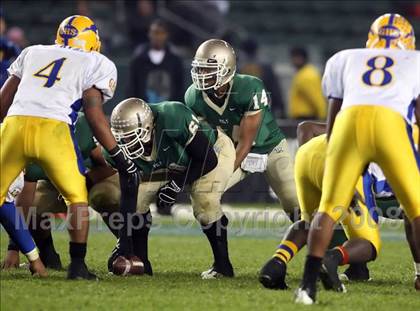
[7,45,117,124]
[322,48,420,123]
[6,172,24,203]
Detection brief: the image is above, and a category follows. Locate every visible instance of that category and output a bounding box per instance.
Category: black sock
[326,248,344,266]
[101,212,120,238]
[69,242,87,262]
[301,255,322,289]
[132,211,152,263]
[202,215,232,273]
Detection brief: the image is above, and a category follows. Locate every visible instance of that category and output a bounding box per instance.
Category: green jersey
[106,101,217,176]
[185,74,285,154]
[25,113,97,182]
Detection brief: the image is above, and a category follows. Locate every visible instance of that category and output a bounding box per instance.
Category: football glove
[109,146,138,176]
[156,180,182,210]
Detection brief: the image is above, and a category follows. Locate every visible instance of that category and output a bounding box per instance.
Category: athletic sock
[301,255,322,289]
[273,240,298,264]
[333,246,349,265]
[202,215,232,273]
[132,211,152,263]
[0,202,38,260]
[69,242,87,262]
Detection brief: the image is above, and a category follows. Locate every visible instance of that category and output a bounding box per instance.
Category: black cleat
[340,263,371,282]
[319,253,346,292]
[259,257,288,289]
[67,260,98,280]
[107,245,121,272]
[40,249,62,270]
[141,259,153,276]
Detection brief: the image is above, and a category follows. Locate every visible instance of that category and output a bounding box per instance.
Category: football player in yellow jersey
[0,16,140,279]
[260,121,382,290]
[296,14,420,304]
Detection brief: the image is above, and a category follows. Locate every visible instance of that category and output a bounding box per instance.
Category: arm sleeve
[170,131,218,186]
[7,47,30,79]
[83,54,118,104]
[322,53,344,100]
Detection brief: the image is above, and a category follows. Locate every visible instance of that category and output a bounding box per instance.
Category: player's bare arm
[326,98,342,140]
[85,146,117,187]
[234,111,262,170]
[297,121,326,146]
[82,87,118,151]
[0,75,20,122]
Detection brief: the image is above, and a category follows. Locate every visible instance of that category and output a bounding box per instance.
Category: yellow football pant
[0,116,88,206]
[320,106,420,222]
[295,134,381,252]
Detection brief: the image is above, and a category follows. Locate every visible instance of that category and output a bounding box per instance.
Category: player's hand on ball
[156,180,181,211]
[112,255,144,276]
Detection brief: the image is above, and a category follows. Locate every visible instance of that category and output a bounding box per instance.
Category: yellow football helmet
[366,13,415,50]
[55,15,101,52]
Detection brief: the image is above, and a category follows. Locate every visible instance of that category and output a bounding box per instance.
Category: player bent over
[106,98,235,277]
[0,173,47,276]
[296,14,420,304]
[0,15,139,279]
[259,123,401,290]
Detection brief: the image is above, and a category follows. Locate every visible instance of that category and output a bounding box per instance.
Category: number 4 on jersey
[33,57,67,88]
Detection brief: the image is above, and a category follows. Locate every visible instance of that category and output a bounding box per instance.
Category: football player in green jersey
[185,39,300,277]
[107,98,236,277]
[186,39,298,219]
[2,113,116,270]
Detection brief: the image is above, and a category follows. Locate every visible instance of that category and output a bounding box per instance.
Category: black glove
[156,180,182,210]
[109,146,139,176]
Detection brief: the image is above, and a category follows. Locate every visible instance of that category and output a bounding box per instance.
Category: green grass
[1,221,419,310]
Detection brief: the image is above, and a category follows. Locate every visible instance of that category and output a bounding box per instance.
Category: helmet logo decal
[60,16,78,46]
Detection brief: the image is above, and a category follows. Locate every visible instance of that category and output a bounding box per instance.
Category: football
[112,255,144,276]
[415,276,420,291]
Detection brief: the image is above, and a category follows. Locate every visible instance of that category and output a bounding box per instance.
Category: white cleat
[201,268,223,279]
[294,288,315,305]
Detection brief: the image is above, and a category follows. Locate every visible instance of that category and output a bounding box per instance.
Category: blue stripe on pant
[362,172,379,224]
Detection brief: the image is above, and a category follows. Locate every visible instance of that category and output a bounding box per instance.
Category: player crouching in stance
[0,173,47,276]
[296,13,420,304]
[259,121,400,290]
[0,15,139,279]
[107,98,235,277]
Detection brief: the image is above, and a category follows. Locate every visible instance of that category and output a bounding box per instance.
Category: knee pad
[89,183,120,214]
[191,194,223,225]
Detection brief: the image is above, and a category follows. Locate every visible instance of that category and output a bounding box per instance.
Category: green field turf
[0,218,419,311]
